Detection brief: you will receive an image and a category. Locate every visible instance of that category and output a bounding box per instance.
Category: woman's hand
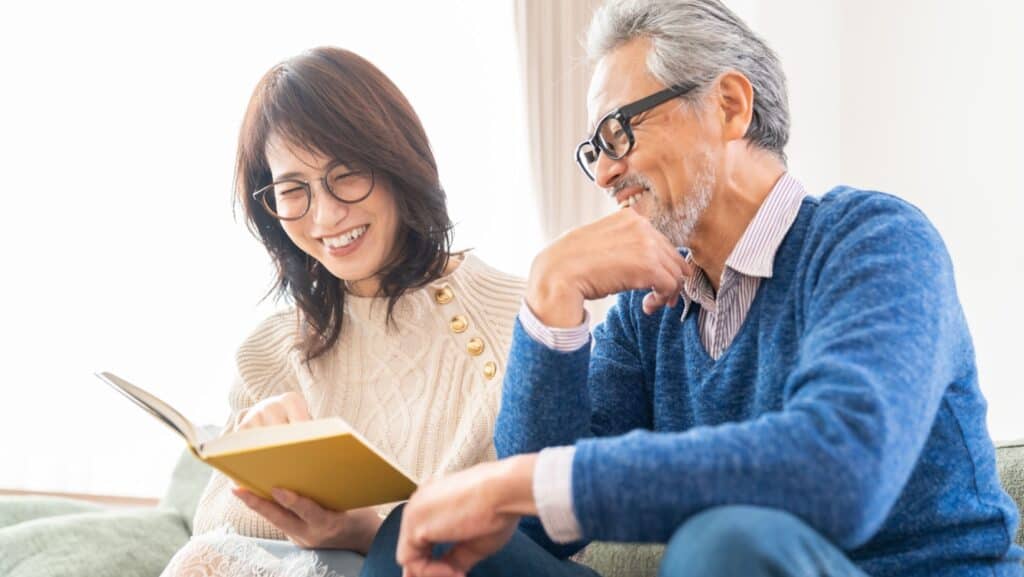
[229,392,383,552]
[234,487,384,554]
[234,391,312,431]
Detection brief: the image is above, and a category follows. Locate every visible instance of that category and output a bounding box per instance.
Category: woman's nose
[309,182,350,225]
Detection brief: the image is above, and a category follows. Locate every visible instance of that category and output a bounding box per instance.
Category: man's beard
[649,153,715,247]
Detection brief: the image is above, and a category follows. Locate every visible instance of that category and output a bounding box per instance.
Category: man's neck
[688,157,786,293]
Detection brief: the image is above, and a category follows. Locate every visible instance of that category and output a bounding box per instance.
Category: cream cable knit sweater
[192,254,524,539]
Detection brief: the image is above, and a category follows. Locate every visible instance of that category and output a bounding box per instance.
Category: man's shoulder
[800,186,952,288]
[805,187,942,253]
[814,186,928,228]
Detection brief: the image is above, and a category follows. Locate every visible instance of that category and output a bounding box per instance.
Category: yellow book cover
[95,371,417,511]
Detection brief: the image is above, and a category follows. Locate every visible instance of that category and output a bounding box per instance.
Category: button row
[435,285,497,380]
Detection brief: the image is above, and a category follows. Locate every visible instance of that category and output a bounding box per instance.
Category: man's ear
[714,71,754,143]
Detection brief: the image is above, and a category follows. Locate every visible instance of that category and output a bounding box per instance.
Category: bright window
[0,1,540,497]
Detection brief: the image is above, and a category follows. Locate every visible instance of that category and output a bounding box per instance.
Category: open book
[96,371,417,511]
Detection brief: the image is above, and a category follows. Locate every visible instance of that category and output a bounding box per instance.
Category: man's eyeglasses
[253,164,375,221]
[575,82,698,181]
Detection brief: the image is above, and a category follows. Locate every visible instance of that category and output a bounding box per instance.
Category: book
[95,371,417,511]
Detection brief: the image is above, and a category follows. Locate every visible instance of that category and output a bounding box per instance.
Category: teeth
[618,189,650,209]
[323,225,368,248]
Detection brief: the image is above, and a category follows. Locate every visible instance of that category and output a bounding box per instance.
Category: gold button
[434,286,454,305]
[467,337,484,356]
[483,361,498,380]
[450,315,468,333]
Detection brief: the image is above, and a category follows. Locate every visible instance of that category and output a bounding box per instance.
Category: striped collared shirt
[683,172,807,358]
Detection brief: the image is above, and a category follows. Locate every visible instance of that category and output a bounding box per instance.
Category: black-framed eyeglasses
[575,82,698,181]
[252,164,376,221]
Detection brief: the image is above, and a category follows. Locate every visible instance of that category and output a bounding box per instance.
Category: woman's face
[264,134,400,296]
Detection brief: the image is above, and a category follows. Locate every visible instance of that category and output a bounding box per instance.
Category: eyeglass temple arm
[619,82,699,118]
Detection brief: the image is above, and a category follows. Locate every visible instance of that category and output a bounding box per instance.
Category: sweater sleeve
[191,312,303,538]
[495,293,651,556]
[570,195,963,548]
[496,293,651,454]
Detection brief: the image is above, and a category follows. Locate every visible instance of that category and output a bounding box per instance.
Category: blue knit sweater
[496,188,1023,577]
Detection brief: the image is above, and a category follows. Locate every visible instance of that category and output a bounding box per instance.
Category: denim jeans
[360,504,599,577]
[252,537,365,575]
[361,504,867,577]
[657,505,869,577]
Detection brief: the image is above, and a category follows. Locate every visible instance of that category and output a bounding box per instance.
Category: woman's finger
[263,402,291,425]
[237,410,264,430]
[281,395,312,423]
[233,487,307,537]
[271,488,327,526]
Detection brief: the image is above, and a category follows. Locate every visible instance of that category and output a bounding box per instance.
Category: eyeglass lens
[258,166,374,220]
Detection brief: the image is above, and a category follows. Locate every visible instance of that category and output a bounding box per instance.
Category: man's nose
[594,152,627,190]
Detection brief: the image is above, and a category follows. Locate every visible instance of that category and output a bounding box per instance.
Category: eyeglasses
[575,82,698,181]
[252,164,375,221]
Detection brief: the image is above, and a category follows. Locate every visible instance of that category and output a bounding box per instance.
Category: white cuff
[518,301,590,353]
[533,446,584,543]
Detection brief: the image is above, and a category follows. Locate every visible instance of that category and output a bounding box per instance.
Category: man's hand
[397,455,539,577]
[234,487,383,554]
[527,208,692,327]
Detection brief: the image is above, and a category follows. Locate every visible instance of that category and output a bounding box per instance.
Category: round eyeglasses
[252,164,376,221]
[575,83,698,181]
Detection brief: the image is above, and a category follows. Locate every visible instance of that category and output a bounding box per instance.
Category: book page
[96,372,200,449]
[204,418,351,455]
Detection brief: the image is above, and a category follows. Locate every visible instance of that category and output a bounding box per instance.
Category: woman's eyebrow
[273,171,306,181]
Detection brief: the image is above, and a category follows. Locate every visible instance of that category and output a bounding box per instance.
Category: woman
[161,46,524,577]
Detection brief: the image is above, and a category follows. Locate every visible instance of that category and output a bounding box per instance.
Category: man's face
[587,38,717,247]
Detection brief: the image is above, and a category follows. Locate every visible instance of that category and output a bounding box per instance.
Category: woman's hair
[236,46,453,362]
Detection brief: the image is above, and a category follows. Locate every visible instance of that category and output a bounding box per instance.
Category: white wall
[727,0,842,196]
[838,0,1024,441]
[733,0,1024,440]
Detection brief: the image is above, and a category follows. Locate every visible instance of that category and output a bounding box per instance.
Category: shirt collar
[678,173,808,319]
[725,173,808,278]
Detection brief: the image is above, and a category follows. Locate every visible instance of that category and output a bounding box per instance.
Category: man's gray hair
[587,0,790,161]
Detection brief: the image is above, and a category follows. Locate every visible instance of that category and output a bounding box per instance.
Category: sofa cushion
[158,443,214,534]
[0,496,104,530]
[0,440,214,577]
[0,506,189,577]
[996,439,1024,548]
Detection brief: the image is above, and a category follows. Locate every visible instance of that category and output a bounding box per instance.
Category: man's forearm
[495,320,595,457]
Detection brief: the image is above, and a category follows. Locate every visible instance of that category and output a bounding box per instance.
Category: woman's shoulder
[236,308,301,362]
[230,308,305,399]
[448,253,526,301]
[439,253,524,333]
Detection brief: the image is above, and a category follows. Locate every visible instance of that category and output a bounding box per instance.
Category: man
[362,1,1023,576]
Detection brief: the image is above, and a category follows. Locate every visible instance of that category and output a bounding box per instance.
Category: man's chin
[649,211,691,247]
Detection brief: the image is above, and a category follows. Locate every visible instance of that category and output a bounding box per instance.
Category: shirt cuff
[518,301,591,352]
[533,446,584,543]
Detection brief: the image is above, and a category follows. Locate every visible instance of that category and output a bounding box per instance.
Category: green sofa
[3,441,1023,577]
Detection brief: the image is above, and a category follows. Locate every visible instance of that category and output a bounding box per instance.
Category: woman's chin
[321,263,379,295]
